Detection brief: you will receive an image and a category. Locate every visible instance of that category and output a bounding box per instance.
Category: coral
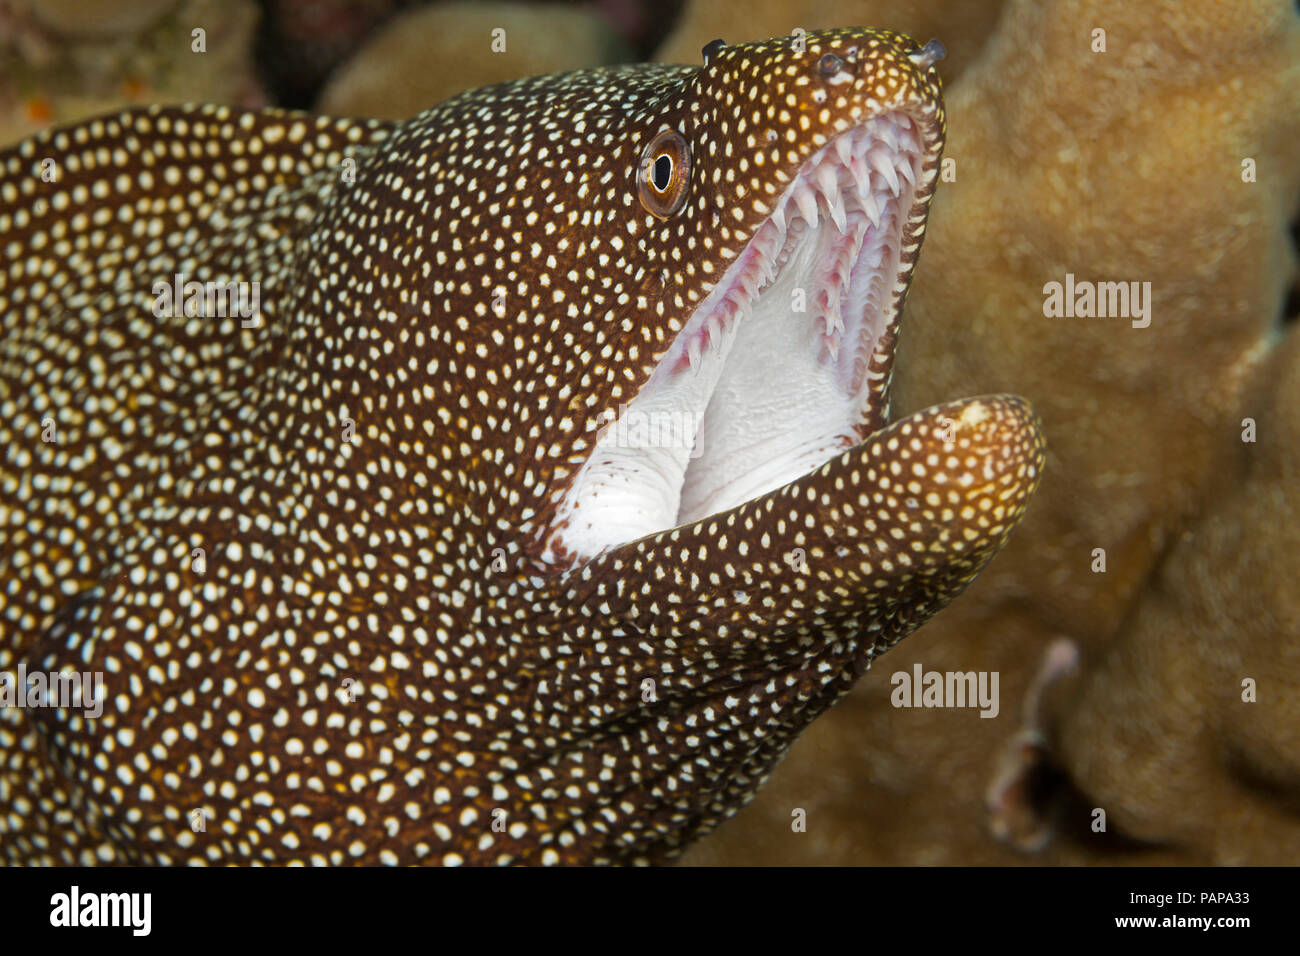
[23,0,180,38]
[0,0,264,147]
[1021,329,1300,863]
[317,1,630,119]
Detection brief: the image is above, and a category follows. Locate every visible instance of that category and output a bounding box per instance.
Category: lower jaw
[676,428,860,526]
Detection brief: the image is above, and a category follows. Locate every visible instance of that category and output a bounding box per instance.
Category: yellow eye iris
[637,128,691,218]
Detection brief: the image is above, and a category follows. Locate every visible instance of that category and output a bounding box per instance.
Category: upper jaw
[663,108,927,410]
[671,109,929,523]
[540,107,937,570]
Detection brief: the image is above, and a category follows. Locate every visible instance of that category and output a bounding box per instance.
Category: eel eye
[818,53,843,76]
[637,128,691,218]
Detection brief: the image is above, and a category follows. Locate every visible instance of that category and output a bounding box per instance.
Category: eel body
[0,28,1044,864]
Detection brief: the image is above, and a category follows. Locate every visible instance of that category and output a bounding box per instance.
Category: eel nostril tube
[909,39,946,70]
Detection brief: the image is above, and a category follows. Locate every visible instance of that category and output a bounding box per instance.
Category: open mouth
[542,109,931,568]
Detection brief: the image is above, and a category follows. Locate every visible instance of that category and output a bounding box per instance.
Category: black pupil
[652,154,673,191]
[819,53,842,76]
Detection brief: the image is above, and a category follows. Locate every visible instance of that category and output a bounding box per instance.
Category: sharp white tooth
[818,165,839,201]
[896,156,915,185]
[849,157,872,195]
[795,187,818,226]
[862,191,881,228]
[835,136,853,165]
[771,202,786,232]
[870,149,900,195]
[829,196,847,232]
[708,317,725,357]
[878,124,898,152]
[688,336,702,371]
[735,277,752,303]
[827,303,844,338]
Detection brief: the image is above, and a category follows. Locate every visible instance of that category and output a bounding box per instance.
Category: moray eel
[0,28,1044,865]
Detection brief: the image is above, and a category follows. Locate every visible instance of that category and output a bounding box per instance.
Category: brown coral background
[4,0,1297,865]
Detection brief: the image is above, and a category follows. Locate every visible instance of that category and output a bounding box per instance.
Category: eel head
[501,30,1047,859]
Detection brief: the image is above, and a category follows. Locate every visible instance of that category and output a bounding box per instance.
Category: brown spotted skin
[0,30,1044,864]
